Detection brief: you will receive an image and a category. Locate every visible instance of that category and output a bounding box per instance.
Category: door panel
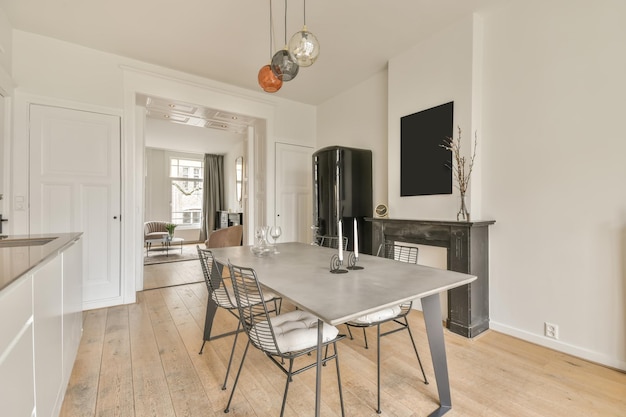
[275,143,313,243]
[29,104,121,306]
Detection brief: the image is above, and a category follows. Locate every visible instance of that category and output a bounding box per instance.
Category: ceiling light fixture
[258,0,283,93]
[271,0,299,81]
[288,0,319,67]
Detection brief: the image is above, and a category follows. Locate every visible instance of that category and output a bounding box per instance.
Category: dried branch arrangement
[441,126,477,196]
[441,127,477,221]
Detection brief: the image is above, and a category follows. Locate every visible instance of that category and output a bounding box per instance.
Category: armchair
[144,221,169,242]
[205,224,243,248]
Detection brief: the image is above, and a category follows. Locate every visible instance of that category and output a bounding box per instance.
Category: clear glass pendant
[288,26,320,67]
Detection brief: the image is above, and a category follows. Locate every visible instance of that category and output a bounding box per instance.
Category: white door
[275,142,313,243]
[29,104,121,307]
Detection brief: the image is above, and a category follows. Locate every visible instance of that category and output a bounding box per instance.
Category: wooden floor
[61,264,626,417]
[143,244,204,290]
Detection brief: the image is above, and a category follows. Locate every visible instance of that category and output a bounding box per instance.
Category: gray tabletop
[209,242,476,326]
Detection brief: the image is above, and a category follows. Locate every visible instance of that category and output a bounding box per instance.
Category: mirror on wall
[235,156,243,202]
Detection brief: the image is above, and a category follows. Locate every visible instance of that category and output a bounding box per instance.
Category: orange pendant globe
[258,65,283,93]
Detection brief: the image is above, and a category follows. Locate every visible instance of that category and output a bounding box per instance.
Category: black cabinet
[313,146,373,254]
[216,211,242,229]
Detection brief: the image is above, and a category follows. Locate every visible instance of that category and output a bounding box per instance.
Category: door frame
[0,66,13,234]
[123,67,277,294]
[10,92,125,309]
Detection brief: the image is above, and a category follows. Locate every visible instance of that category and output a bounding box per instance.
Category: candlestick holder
[329,254,348,274]
[347,252,364,270]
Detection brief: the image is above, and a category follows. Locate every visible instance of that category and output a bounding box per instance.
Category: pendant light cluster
[258,0,319,93]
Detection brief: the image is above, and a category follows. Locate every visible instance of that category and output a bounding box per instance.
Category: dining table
[205,242,477,417]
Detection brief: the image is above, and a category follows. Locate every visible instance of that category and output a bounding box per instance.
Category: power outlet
[544,322,559,339]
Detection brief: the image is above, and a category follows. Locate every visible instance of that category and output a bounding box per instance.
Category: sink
[0,237,57,248]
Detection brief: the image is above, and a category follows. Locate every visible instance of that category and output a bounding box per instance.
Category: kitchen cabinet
[0,234,83,417]
[0,276,35,417]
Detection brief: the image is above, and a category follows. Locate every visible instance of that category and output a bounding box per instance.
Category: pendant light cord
[269,0,273,61]
[304,0,307,26]
[284,0,288,46]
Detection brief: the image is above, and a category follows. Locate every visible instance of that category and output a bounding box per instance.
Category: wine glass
[255,226,265,247]
[270,226,282,253]
[310,225,320,245]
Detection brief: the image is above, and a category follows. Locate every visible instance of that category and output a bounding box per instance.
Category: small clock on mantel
[375,204,388,218]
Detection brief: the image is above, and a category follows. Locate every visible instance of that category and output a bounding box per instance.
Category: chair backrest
[228,262,283,355]
[144,221,168,237]
[378,241,418,311]
[206,225,244,248]
[377,240,419,264]
[197,246,237,308]
[319,235,348,250]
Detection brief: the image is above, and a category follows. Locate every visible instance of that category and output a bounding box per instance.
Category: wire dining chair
[224,262,346,417]
[344,240,428,414]
[318,235,348,250]
[196,246,281,390]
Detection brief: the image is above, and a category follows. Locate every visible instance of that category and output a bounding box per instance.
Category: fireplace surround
[367,218,495,338]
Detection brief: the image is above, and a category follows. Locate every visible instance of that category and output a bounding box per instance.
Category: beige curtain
[200,154,224,242]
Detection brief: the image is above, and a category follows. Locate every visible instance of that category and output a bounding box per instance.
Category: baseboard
[490,321,626,372]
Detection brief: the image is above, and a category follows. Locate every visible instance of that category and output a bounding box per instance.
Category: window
[170,157,203,226]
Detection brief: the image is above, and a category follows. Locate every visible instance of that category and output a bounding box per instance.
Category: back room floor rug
[144,243,201,265]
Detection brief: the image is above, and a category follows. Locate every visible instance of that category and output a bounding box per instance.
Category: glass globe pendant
[258,64,282,92]
[271,48,299,81]
[288,25,319,67]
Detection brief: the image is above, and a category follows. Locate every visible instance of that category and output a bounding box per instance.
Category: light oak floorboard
[62,263,626,417]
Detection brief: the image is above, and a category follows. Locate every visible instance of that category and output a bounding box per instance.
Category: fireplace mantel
[366,218,495,338]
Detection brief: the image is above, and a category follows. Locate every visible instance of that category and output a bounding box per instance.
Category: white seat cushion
[349,305,402,325]
[251,310,339,354]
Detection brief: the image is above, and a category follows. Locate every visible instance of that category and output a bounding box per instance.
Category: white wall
[144,117,245,241]
[9,29,316,305]
[0,8,12,80]
[317,1,626,370]
[481,0,626,369]
[388,14,479,221]
[317,71,389,210]
[144,148,207,242]
[0,9,12,223]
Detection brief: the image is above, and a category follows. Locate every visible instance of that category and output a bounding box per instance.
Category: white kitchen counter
[0,232,82,292]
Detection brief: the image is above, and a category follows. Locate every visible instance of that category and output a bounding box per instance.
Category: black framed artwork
[400,101,453,196]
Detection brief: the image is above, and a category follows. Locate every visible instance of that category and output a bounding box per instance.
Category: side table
[146,237,184,256]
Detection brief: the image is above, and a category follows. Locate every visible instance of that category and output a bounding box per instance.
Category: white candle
[353,218,359,258]
[338,219,343,262]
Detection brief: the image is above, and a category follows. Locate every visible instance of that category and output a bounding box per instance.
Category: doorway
[138,95,261,290]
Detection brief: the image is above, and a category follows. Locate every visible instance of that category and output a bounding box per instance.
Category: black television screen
[400,101,453,196]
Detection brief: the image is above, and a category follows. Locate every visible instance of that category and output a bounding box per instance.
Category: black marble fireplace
[367,218,495,338]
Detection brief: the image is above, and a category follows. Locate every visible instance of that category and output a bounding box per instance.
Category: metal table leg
[315,318,323,417]
[422,294,452,416]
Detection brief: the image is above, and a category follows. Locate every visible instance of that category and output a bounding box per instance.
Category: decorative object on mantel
[165,223,177,237]
[441,127,478,221]
[375,203,388,218]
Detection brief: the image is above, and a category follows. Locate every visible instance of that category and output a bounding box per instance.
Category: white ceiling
[0,0,503,106]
